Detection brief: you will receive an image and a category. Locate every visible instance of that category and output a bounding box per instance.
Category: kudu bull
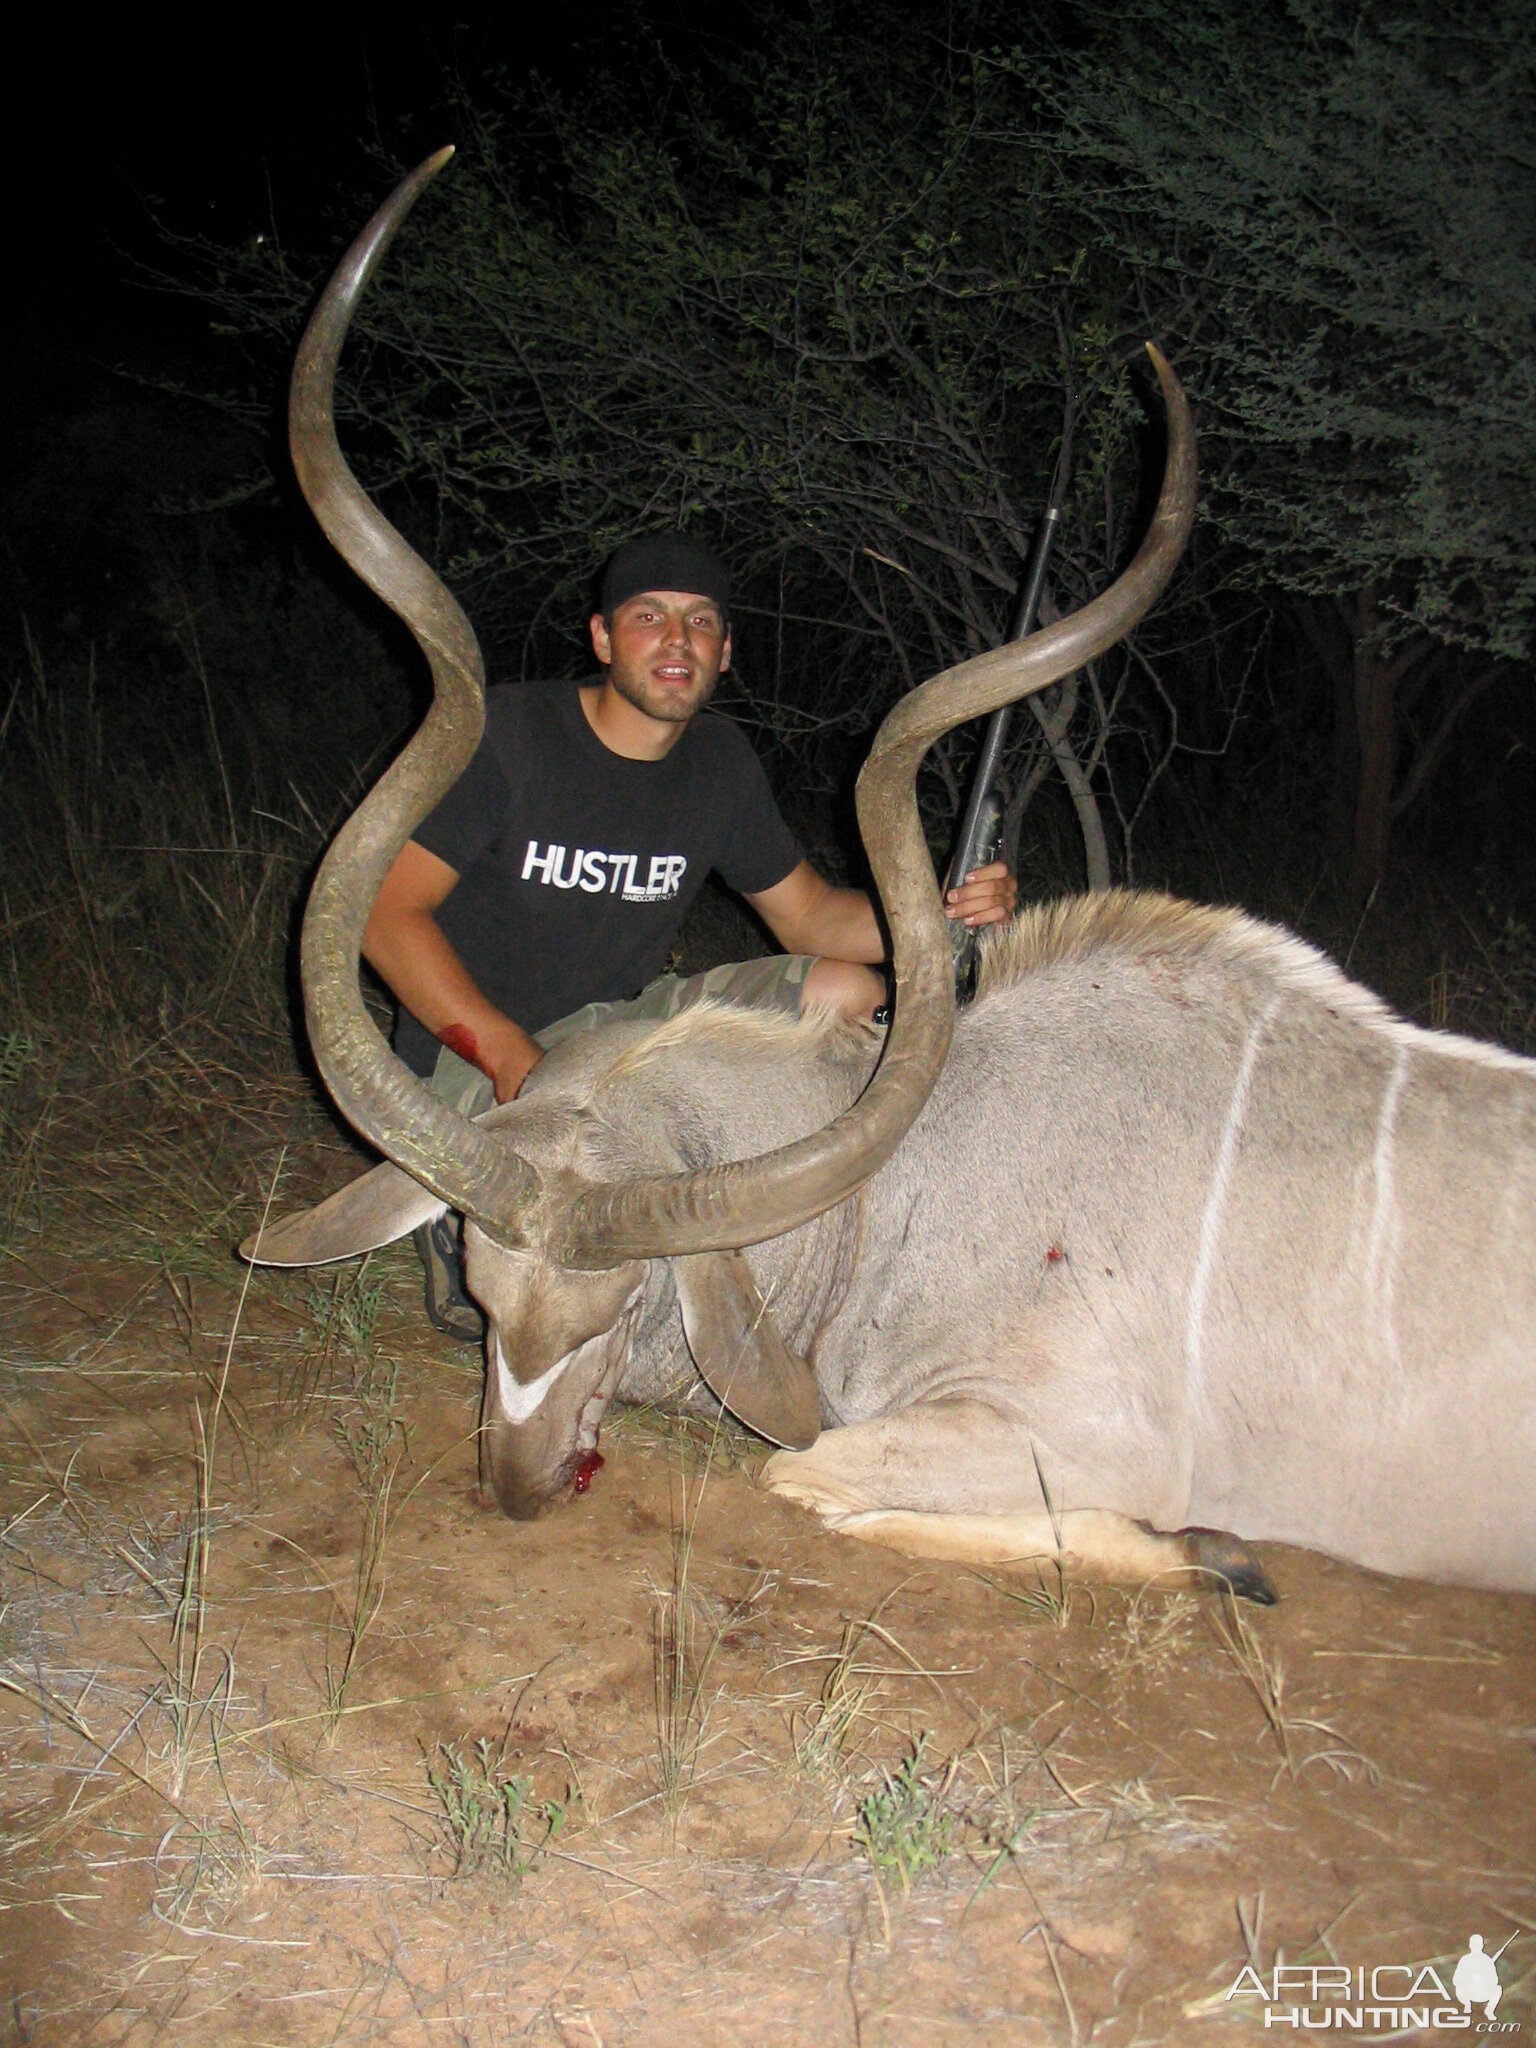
[245,152,1536,1596]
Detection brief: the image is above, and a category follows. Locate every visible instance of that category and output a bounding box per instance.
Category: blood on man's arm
[438,1021,488,1076]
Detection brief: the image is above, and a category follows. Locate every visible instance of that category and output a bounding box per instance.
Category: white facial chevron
[492,1331,572,1423]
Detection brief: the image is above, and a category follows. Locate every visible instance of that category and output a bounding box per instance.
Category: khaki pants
[427,954,815,1117]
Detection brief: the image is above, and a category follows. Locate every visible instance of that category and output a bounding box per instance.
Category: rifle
[946,401,1075,994]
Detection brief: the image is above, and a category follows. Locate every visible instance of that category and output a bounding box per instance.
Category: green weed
[854,1733,958,1893]
[306,1263,384,1367]
[335,1352,401,1490]
[426,1737,566,1879]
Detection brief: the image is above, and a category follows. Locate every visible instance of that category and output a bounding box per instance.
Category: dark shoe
[412,1214,485,1344]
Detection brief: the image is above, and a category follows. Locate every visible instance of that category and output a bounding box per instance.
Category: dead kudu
[245,153,1534,1597]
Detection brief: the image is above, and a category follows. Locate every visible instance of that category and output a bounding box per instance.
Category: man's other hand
[487,1026,544,1104]
[944,860,1018,928]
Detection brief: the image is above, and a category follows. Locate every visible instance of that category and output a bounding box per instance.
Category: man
[363,532,1016,1337]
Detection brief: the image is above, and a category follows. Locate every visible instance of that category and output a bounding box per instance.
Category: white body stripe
[1185,996,1282,1414]
[1365,1046,1410,1365]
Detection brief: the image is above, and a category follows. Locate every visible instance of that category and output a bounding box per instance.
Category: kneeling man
[362,532,1016,1337]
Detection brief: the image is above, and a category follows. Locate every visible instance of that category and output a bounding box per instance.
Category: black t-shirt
[393,680,802,1075]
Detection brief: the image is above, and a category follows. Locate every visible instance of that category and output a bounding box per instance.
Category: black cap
[598,532,732,621]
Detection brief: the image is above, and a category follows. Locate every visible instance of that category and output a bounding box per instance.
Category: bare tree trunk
[1390,658,1502,823]
[1293,599,1357,874]
[1301,589,1400,906]
[1295,597,1503,907]
[1348,584,1394,906]
[1028,676,1112,891]
[1327,618,1358,873]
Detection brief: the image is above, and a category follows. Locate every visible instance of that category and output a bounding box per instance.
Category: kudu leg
[762,1403,1274,1599]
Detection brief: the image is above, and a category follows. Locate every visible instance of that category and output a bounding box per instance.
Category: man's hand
[363,840,544,1103]
[436,1015,543,1103]
[944,860,1018,928]
[749,854,1019,958]
[481,1020,544,1104]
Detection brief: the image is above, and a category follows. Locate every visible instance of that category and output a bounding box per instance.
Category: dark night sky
[3,13,630,634]
[23,24,507,300]
[14,12,646,369]
[1,6,744,645]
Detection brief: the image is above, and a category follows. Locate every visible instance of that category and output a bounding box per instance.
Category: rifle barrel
[945,411,1074,896]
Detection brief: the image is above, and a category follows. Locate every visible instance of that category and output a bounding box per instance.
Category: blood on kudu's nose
[571,1448,605,1494]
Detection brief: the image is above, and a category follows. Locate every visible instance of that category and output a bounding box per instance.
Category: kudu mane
[593,999,875,1092]
[979,890,1535,1075]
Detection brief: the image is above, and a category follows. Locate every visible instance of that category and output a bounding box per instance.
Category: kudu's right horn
[555,344,1197,1265]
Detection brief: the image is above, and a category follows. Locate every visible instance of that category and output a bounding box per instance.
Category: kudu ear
[672,1252,821,1451]
[239,1101,531,1267]
[239,1157,446,1266]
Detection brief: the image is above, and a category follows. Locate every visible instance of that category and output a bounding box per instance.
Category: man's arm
[747,858,1017,961]
[747,862,884,962]
[361,842,544,1103]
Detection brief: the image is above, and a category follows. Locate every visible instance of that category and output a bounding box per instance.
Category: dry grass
[791,1609,887,1781]
[319,1457,397,1741]
[1,1268,1525,2041]
[771,1580,1233,1943]
[607,1394,762,1473]
[966,1445,1097,1631]
[318,1327,407,1738]
[1102,1586,1200,1682]
[0,1169,291,1927]
[650,1409,771,1823]
[0,633,365,1337]
[157,1165,276,1804]
[1212,1591,1381,1791]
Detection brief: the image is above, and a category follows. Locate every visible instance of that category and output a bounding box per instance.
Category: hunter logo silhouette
[1453,1932,1515,2021]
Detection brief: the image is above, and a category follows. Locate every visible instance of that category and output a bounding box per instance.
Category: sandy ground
[1,1076,1533,2048]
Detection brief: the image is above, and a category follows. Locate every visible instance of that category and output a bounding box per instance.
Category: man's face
[589,589,731,725]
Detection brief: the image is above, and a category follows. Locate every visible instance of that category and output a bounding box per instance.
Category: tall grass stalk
[652,1405,744,1824]
[0,633,322,1056]
[322,1452,397,1741]
[321,1325,405,1739]
[791,1584,910,1781]
[161,1154,283,1797]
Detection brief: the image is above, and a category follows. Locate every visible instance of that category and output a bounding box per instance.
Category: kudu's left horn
[280,148,545,1248]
